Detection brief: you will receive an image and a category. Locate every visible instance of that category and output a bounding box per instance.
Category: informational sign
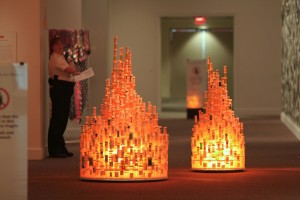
[0,31,17,64]
[186,59,207,109]
[0,63,27,200]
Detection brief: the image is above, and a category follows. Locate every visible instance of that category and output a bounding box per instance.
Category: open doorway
[161,16,234,117]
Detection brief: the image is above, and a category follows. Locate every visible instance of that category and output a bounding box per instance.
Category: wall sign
[186,59,207,109]
[0,63,27,199]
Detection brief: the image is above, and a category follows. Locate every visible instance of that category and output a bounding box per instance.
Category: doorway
[161,16,234,116]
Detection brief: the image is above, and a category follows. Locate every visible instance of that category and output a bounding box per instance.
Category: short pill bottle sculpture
[191,58,245,171]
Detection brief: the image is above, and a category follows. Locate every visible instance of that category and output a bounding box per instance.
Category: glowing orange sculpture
[80,37,168,181]
[191,58,245,171]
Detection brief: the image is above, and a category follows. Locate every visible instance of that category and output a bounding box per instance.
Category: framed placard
[0,63,27,199]
[186,59,207,118]
[186,59,207,108]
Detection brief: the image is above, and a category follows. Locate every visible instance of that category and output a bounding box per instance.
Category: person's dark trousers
[48,79,74,156]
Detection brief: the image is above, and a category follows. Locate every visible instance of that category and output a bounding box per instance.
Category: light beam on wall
[201,29,206,59]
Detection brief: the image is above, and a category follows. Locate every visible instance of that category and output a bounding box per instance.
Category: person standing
[47,36,80,158]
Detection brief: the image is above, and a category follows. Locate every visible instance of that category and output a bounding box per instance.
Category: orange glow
[187,94,202,108]
[191,58,245,171]
[80,37,168,181]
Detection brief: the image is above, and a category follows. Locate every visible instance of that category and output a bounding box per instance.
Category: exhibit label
[0,63,28,199]
[186,59,207,108]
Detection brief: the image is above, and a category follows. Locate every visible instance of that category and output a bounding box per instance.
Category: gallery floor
[28,117,300,200]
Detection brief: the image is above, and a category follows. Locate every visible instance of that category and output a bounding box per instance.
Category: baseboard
[28,147,45,160]
[281,112,300,141]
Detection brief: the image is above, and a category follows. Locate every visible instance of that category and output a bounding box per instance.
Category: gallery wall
[108,0,282,117]
[0,0,46,159]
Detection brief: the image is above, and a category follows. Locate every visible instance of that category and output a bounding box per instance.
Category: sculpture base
[186,108,204,119]
[80,177,167,182]
[192,168,244,172]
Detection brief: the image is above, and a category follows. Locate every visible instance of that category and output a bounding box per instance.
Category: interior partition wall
[281,0,300,140]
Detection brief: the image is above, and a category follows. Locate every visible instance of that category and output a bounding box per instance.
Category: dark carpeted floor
[28,118,300,200]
